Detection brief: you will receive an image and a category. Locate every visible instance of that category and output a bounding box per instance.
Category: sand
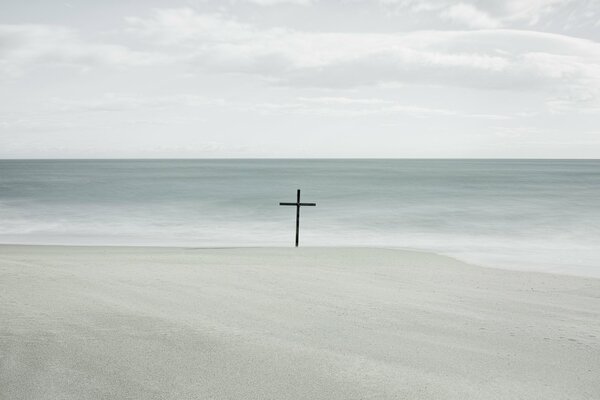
[0,245,598,399]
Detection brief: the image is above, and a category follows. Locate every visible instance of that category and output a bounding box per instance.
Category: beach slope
[0,245,598,399]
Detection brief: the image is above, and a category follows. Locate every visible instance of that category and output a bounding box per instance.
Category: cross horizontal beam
[279,202,316,206]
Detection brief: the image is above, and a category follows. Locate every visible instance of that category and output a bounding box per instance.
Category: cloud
[379,0,597,29]
[125,8,600,110]
[0,24,165,77]
[236,0,313,5]
[237,96,462,118]
[8,92,512,122]
[287,96,510,119]
[125,8,258,45]
[500,0,574,24]
[440,3,502,29]
[49,93,226,113]
[4,8,599,111]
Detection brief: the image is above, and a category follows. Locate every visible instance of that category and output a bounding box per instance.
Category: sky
[0,0,599,158]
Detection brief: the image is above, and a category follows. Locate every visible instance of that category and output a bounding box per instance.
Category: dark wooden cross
[279,189,316,247]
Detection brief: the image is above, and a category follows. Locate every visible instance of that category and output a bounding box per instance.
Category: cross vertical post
[279,189,316,247]
[295,189,300,247]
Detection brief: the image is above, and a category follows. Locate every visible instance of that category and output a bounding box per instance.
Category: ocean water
[1,159,599,277]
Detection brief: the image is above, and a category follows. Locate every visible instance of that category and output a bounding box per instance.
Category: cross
[279,189,316,247]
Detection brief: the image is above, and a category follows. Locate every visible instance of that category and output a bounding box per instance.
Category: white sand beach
[0,245,598,399]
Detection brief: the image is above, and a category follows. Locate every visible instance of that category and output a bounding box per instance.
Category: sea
[1,159,599,277]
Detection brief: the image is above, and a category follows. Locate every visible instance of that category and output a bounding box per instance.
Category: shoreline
[1,242,598,280]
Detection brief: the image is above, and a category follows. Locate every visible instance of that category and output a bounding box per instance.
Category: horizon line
[0,157,599,161]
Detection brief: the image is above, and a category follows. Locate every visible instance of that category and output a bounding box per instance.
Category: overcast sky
[1,0,599,158]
